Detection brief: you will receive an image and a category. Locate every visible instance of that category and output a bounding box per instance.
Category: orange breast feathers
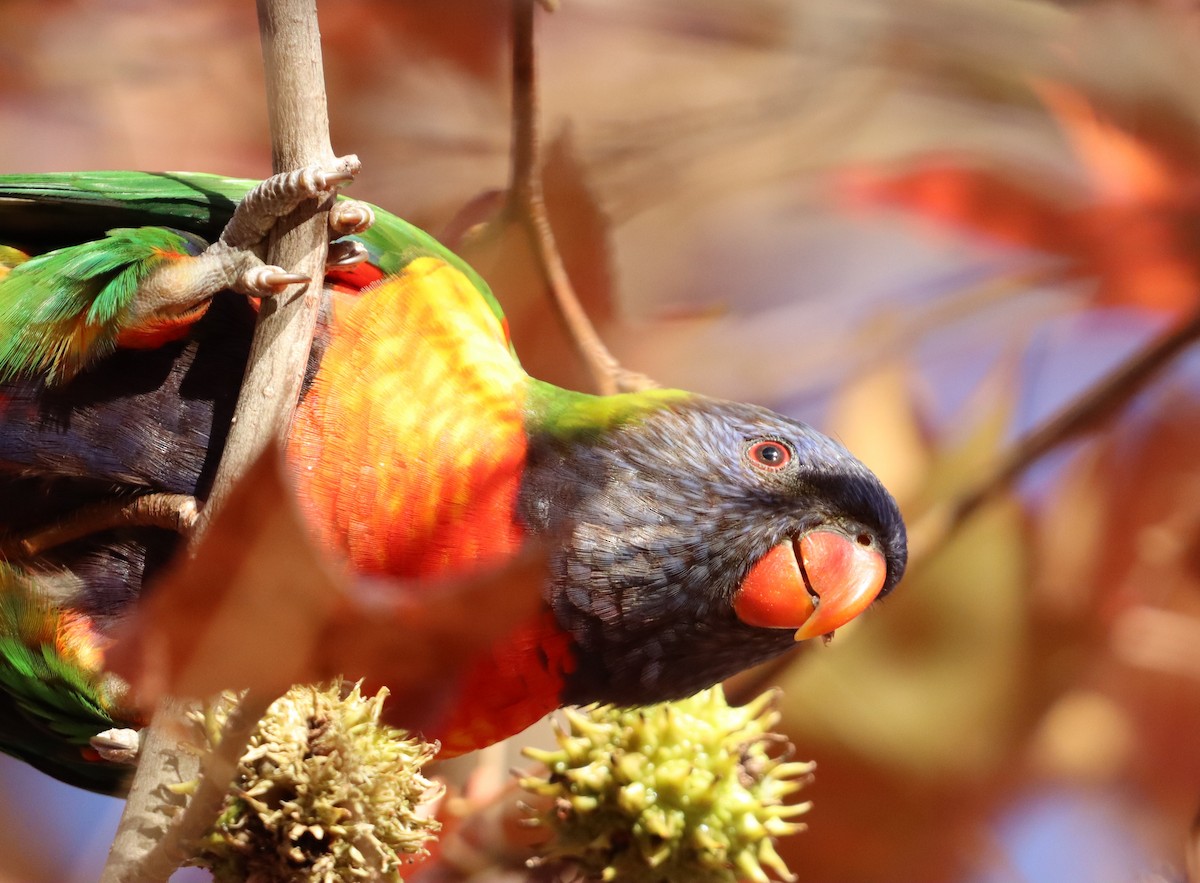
[289,256,531,580]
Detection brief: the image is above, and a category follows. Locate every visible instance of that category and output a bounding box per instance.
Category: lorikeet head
[520,389,907,706]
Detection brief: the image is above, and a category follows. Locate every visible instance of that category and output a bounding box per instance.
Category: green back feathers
[0,225,201,383]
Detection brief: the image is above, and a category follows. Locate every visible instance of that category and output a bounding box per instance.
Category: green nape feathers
[0,226,205,384]
[0,562,135,788]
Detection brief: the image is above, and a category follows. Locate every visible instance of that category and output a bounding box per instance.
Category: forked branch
[506,0,656,396]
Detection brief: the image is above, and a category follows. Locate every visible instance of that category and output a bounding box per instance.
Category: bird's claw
[91,727,140,765]
[314,168,358,189]
[238,265,311,295]
[326,240,369,268]
[329,199,375,236]
[292,155,362,197]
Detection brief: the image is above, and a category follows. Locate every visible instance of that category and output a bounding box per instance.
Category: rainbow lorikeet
[0,165,906,794]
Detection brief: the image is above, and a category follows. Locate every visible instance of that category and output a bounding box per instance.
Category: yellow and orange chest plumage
[290,256,529,578]
[288,257,572,753]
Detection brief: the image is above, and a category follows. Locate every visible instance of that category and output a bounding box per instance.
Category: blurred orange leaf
[321,0,509,82]
[839,82,1200,316]
[1028,381,1200,822]
[108,445,546,734]
[840,156,1079,256]
[1037,81,1177,206]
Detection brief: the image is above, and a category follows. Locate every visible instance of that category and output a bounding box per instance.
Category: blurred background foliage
[2,0,1199,881]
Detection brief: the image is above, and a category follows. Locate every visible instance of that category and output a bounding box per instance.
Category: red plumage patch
[326,259,385,293]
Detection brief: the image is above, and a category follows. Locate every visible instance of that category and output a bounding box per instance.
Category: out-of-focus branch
[505,0,655,395]
[907,307,1200,564]
[101,1,337,880]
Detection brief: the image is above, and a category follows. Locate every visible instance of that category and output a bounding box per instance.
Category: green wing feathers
[0,563,132,790]
[0,226,205,384]
[0,170,512,362]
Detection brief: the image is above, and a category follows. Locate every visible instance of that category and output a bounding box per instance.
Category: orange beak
[733,530,888,641]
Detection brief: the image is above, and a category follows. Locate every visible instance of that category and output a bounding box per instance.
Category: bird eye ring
[746,439,792,471]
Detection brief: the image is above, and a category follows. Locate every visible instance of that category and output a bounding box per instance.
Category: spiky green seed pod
[521,686,813,883]
[190,681,442,883]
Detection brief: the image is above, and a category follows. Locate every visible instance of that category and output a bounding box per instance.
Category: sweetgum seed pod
[521,685,811,883]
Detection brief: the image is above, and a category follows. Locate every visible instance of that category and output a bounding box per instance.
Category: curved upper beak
[733,529,889,642]
[792,530,887,641]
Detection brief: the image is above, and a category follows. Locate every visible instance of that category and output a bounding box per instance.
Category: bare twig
[159,694,278,866]
[505,0,656,395]
[0,494,197,560]
[101,1,337,880]
[507,0,539,217]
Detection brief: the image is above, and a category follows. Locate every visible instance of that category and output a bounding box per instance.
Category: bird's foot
[131,157,371,317]
[233,263,312,297]
[0,493,199,560]
[219,156,364,250]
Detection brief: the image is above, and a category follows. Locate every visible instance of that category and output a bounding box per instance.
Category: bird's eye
[747,439,792,471]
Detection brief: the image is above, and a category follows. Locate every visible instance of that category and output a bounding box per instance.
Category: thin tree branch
[505,0,656,395]
[100,707,201,883]
[101,1,338,880]
[507,0,539,217]
[143,693,277,877]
